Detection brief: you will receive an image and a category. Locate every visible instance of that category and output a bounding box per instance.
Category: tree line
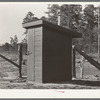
[1,35,26,52]
[1,4,99,54]
[43,4,99,54]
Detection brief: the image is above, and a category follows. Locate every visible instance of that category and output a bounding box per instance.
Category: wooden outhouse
[22,19,81,83]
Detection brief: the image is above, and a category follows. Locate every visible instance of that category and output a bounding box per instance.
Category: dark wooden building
[22,19,81,83]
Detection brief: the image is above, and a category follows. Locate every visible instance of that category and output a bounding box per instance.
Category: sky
[0,3,48,45]
[0,2,99,45]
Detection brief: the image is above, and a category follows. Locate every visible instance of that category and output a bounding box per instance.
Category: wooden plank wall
[27,27,42,82]
[43,27,72,83]
[27,29,35,81]
[34,27,42,82]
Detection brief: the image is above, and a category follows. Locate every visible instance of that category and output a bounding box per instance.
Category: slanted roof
[22,19,82,38]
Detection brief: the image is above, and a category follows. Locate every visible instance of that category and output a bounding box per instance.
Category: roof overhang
[22,19,82,38]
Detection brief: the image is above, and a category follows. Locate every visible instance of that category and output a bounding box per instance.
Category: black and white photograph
[1,2,100,97]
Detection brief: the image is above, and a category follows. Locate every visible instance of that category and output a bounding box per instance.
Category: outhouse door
[27,28,35,81]
[27,27,42,82]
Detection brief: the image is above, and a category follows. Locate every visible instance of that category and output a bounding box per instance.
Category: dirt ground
[0,52,100,89]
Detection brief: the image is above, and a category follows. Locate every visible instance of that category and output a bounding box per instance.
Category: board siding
[34,27,42,82]
[43,26,72,83]
[27,28,35,81]
[27,27,42,82]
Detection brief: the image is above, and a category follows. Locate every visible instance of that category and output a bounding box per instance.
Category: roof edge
[22,19,43,28]
[42,20,82,38]
[22,19,82,38]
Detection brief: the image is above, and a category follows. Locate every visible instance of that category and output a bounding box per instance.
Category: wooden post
[72,45,76,78]
[80,55,84,79]
[18,44,23,78]
[82,61,84,79]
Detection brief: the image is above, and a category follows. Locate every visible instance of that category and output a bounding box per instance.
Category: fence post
[72,45,76,78]
[18,44,23,78]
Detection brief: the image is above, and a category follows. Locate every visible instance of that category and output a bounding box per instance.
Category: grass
[0,51,100,89]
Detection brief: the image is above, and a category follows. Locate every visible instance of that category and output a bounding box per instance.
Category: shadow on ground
[59,80,100,87]
[18,77,100,87]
